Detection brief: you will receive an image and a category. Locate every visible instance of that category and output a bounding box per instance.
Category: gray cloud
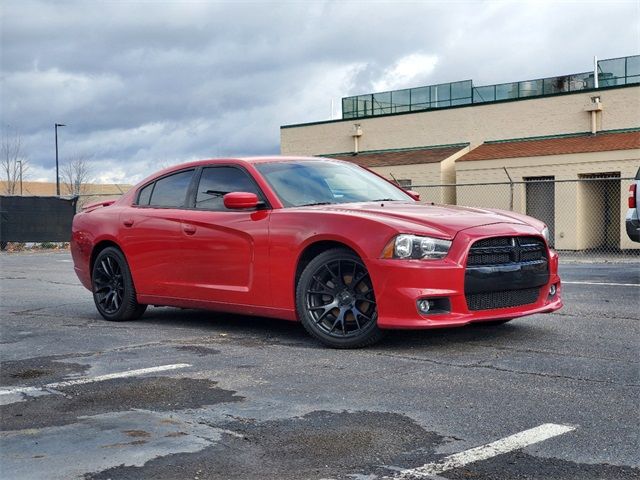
[1,0,638,184]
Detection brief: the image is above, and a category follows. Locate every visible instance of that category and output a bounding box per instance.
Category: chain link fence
[413,177,639,258]
[71,179,639,259]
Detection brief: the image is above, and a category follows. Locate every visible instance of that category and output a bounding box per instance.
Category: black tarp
[0,196,78,244]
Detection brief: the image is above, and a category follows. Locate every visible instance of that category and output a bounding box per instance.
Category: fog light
[549,284,557,296]
[417,299,432,313]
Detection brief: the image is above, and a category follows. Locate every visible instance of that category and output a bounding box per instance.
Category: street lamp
[17,160,23,195]
[55,123,66,195]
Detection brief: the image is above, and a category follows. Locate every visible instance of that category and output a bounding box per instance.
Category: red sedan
[71,157,562,348]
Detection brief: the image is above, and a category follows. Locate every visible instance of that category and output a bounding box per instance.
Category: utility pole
[17,160,23,195]
[55,123,66,195]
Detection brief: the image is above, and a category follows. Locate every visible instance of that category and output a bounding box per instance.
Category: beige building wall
[1,181,131,196]
[1,181,132,210]
[455,149,640,250]
[281,86,640,156]
[366,146,470,204]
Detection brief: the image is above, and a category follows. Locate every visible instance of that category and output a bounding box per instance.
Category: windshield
[255,160,413,207]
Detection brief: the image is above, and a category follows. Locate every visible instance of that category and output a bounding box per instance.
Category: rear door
[120,169,195,297]
[178,165,271,306]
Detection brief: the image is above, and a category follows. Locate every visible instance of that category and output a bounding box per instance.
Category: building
[280,55,640,251]
[0,181,132,210]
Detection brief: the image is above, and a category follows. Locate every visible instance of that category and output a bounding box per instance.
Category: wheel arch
[294,239,362,295]
[90,240,124,275]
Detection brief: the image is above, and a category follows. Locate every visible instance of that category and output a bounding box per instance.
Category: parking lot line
[0,363,191,396]
[563,281,639,287]
[395,423,576,478]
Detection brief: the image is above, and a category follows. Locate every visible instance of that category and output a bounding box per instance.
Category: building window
[397,179,412,188]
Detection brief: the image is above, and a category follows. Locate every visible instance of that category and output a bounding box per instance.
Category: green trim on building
[280,83,640,130]
[484,127,640,145]
[318,142,470,158]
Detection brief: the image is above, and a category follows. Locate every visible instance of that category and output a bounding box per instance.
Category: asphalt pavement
[0,251,638,479]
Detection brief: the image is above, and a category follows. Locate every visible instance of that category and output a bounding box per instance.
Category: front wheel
[92,246,147,321]
[296,248,385,348]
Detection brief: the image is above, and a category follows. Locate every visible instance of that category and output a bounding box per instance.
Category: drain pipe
[586,96,603,134]
[352,124,363,154]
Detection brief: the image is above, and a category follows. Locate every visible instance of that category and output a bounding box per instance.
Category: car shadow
[377,321,545,352]
[135,306,314,347]
[133,306,546,352]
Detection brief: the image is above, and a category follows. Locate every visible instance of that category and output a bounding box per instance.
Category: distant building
[0,181,132,210]
[280,55,640,251]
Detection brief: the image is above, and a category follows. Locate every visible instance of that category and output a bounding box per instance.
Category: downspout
[352,124,363,154]
[586,96,603,135]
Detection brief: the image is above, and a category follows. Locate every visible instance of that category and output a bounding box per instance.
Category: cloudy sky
[2,0,639,184]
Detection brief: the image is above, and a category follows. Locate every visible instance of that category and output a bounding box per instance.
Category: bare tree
[1,127,29,195]
[61,155,93,196]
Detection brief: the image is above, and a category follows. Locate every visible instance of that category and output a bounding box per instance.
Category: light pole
[17,160,23,195]
[55,123,66,195]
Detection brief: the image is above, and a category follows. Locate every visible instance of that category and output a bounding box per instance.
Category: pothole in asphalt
[173,345,221,356]
[1,377,243,430]
[86,410,446,480]
[0,356,89,387]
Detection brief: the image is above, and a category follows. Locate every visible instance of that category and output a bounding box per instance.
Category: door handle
[183,224,196,235]
[123,219,134,227]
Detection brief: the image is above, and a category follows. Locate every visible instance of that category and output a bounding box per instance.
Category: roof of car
[164,156,340,169]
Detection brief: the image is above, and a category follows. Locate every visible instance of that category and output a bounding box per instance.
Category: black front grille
[467,236,546,266]
[464,236,549,311]
[466,287,540,311]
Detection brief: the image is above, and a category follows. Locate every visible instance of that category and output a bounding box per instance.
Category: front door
[178,166,271,306]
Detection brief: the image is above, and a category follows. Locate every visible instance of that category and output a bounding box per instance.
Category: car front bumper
[368,224,563,330]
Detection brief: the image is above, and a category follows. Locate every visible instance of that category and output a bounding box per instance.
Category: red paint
[71,157,562,329]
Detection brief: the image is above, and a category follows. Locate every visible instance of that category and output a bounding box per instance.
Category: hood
[305,201,530,238]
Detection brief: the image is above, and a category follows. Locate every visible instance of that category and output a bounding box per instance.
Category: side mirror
[223,192,260,209]
[406,190,421,201]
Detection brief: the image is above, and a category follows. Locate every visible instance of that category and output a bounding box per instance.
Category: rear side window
[195,167,261,210]
[136,183,153,205]
[148,170,194,208]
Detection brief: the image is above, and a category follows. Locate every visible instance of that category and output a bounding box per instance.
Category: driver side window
[195,166,261,211]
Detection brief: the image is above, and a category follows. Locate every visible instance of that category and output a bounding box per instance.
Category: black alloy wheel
[92,246,147,321]
[296,248,385,348]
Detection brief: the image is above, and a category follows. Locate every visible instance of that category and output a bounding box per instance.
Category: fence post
[503,167,514,211]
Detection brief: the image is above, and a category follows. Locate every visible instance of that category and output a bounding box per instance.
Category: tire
[92,246,147,321]
[296,248,385,348]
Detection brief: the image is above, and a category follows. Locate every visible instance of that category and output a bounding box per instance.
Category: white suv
[626,167,640,242]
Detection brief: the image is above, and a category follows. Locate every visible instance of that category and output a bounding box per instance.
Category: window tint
[148,170,194,208]
[136,182,154,205]
[195,167,260,210]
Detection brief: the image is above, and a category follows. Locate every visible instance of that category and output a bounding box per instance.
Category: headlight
[382,234,452,260]
[541,226,550,244]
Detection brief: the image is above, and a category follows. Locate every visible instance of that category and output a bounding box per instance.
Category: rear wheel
[296,248,385,348]
[92,246,146,321]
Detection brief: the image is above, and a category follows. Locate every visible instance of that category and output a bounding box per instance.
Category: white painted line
[563,281,639,287]
[0,363,191,396]
[395,423,576,478]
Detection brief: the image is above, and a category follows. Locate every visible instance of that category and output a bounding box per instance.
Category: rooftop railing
[342,55,640,119]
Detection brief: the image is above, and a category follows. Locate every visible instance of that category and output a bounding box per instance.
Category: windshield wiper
[372,198,398,202]
[204,190,229,197]
[299,202,333,207]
